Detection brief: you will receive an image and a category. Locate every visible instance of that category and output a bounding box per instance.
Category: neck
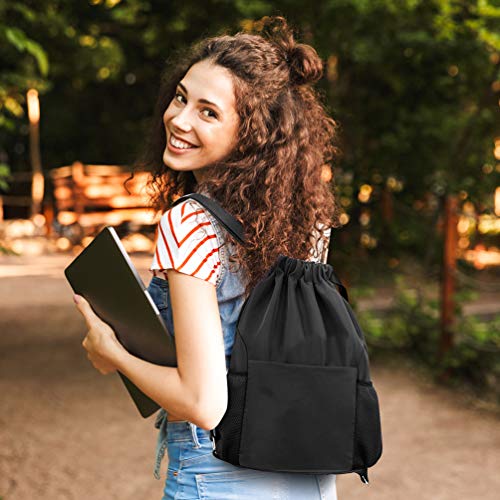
[193,168,208,184]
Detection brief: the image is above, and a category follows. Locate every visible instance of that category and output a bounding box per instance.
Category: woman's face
[162,60,240,182]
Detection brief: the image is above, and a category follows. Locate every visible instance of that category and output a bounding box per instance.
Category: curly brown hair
[133,16,343,296]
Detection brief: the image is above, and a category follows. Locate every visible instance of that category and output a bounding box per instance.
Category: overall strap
[171,193,246,245]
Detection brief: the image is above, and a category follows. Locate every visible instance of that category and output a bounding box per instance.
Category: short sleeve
[150,199,221,286]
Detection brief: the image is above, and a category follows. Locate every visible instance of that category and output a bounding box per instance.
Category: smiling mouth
[169,133,199,149]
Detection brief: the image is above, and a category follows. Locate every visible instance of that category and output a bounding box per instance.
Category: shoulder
[151,199,222,286]
[160,198,215,241]
[308,223,331,263]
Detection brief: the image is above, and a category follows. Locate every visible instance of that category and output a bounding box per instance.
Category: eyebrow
[177,82,223,113]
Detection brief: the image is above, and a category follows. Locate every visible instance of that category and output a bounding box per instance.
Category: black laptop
[64,226,176,418]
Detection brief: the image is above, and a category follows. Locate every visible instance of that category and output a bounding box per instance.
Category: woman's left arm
[74,268,228,430]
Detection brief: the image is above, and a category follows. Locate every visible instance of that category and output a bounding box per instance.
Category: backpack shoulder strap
[172,193,350,301]
[171,193,246,245]
[331,272,349,303]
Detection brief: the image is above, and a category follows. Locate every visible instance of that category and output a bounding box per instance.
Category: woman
[74,15,342,499]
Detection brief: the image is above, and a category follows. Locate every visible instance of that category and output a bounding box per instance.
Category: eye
[174,92,185,104]
[202,108,218,119]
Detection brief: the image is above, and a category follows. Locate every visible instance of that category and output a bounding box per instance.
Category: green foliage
[0,0,497,198]
[357,273,500,397]
[297,0,498,266]
[0,2,51,187]
[357,274,440,357]
[283,1,500,282]
[0,163,11,191]
[235,0,272,17]
[444,313,500,390]
[5,27,49,76]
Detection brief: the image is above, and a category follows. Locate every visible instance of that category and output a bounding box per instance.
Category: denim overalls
[145,195,338,499]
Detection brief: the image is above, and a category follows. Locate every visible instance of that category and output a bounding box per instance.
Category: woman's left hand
[73,294,128,375]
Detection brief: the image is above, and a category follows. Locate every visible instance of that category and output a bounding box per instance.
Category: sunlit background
[1,1,499,499]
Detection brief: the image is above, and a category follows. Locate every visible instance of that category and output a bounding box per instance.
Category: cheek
[221,123,239,153]
[208,124,238,151]
[163,104,175,126]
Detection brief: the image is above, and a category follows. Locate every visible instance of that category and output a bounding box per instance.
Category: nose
[169,105,193,133]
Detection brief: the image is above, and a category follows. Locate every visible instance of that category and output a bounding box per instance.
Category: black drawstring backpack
[172,193,383,484]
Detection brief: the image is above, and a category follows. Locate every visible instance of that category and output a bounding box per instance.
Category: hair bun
[286,44,323,85]
[256,16,324,86]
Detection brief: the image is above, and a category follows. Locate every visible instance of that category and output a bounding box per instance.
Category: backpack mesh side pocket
[353,381,383,468]
[213,371,247,464]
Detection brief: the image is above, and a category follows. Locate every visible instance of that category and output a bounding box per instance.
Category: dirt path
[0,253,498,500]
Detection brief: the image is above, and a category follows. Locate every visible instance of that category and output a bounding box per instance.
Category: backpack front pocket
[239,360,357,472]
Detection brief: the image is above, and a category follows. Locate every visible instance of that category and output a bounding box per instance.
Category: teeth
[170,135,195,149]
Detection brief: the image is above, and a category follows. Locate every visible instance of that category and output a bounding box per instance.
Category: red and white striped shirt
[150,199,332,285]
[150,199,221,286]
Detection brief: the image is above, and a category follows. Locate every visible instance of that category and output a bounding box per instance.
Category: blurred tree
[308,0,500,257]
[1,0,498,233]
[0,2,51,187]
[0,0,271,172]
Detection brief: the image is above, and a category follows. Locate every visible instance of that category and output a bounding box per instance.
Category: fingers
[74,294,98,327]
[79,320,117,376]
[86,350,115,375]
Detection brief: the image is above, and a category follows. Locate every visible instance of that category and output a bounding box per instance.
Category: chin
[162,152,185,171]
